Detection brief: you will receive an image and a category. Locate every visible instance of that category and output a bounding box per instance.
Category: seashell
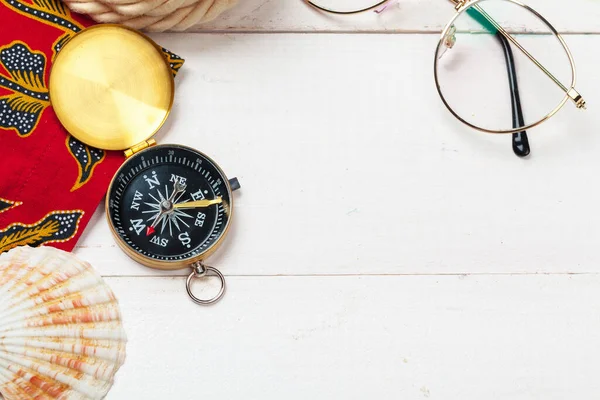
[0,246,127,400]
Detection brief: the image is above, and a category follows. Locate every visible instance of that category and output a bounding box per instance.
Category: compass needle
[174,191,186,203]
[173,197,223,209]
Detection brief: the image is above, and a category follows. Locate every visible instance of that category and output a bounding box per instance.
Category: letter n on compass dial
[106,145,233,268]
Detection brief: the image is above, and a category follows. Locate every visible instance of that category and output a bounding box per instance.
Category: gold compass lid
[49,25,174,151]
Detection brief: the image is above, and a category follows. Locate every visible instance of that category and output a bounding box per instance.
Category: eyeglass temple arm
[466,7,530,156]
[468,4,585,109]
[497,31,530,157]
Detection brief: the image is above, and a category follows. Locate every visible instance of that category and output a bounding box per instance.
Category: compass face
[107,145,232,267]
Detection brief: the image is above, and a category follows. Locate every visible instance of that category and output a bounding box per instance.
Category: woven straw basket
[63,0,237,31]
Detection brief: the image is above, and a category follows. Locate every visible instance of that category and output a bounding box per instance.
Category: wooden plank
[75,33,600,276]
[106,274,600,399]
[196,0,600,33]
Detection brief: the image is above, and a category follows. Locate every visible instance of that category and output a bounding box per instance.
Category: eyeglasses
[304,0,586,157]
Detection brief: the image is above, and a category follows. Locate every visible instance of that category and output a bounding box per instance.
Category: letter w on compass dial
[108,146,233,263]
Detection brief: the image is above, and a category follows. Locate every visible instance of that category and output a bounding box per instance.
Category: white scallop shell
[0,246,127,400]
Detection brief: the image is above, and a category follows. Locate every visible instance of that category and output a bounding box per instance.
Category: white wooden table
[75,1,600,398]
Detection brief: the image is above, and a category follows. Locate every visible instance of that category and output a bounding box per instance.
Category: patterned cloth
[0,0,184,253]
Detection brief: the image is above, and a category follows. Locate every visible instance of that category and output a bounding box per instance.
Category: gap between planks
[152,30,600,35]
[100,272,600,278]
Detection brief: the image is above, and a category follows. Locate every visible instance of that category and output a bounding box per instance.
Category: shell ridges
[0,246,127,400]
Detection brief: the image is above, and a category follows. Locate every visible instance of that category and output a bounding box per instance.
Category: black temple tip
[512,131,531,157]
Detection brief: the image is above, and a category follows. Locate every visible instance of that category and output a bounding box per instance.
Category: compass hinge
[125,139,157,158]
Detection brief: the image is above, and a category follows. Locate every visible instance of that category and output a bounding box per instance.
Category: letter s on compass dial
[107,144,238,269]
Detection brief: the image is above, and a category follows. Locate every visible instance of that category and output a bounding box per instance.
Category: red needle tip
[146,226,155,236]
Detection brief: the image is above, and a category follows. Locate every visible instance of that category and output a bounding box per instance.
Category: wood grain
[106,274,600,399]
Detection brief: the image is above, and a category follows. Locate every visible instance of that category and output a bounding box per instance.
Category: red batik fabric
[0,0,183,253]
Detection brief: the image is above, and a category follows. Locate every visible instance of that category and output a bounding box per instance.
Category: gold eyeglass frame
[436,0,585,135]
[304,0,587,135]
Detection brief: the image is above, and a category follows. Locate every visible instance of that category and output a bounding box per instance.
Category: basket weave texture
[63,0,237,31]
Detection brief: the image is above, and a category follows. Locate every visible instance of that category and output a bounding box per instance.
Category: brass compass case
[104,145,236,271]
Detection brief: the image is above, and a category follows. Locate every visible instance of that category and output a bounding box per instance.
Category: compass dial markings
[108,145,232,262]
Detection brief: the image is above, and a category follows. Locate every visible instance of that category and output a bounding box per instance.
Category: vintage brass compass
[49,24,240,305]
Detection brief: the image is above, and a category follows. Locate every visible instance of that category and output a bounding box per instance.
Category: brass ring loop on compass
[186,262,227,305]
